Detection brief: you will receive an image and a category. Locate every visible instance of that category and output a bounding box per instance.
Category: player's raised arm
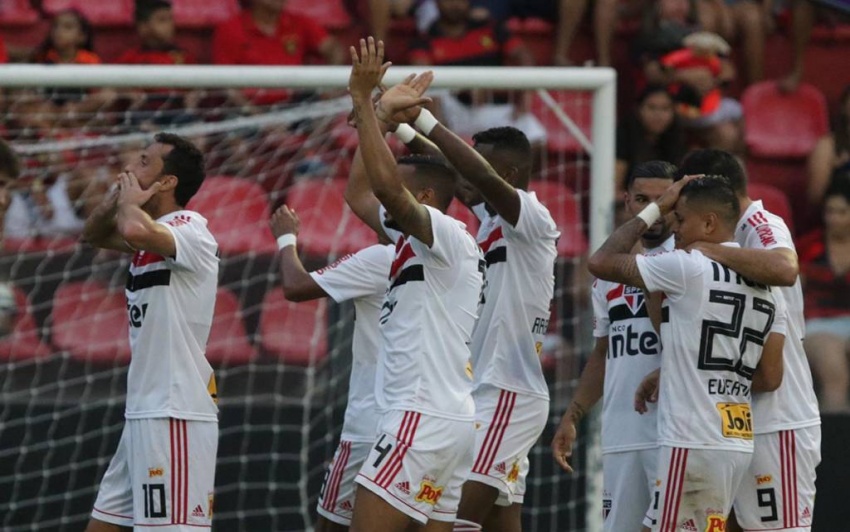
[380,81,521,225]
[115,171,177,257]
[687,243,798,287]
[81,185,134,252]
[269,204,328,302]
[349,37,435,246]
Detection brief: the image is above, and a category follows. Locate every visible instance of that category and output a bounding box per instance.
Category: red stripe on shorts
[181,420,188,524]
[376,412,421,488]
[323,441,351,512]
[474,390,516,474]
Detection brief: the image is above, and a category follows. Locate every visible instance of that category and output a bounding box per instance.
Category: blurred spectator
[0,140,22,337]
[778,0,850,92]
[0,33,8,63]
[721,0,768,84]
[116,0,195,65]
[808,85,850,208]
[213,0,344,66]
[409,0,546,145]
[799,173,850,412]
[543,0,623,66]
[637,0,742,153]
[615,84,687,192]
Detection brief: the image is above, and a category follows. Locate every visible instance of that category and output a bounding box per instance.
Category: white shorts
[355,410,475,525]
[733,426,821,531]
[468,386,548,506]
[644,446,750,532]
[92,418,218,530]
[317,439,371,526]
[602,448,658,532]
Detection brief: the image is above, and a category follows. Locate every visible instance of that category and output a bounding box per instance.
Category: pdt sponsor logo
[756,474,773,485]
[148,467,163,478]
[705,514,726,532]
[414,481,443,505]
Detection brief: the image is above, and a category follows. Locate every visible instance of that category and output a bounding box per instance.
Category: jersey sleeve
[591,280,610,338]
[768,287,788,337]
[309,244,391,303]
[379,205,404,244]
[505,189,560,242]
[160,217,218,273]
[635,250,699,298]
[741,212,795,252]
[408,205,469,268]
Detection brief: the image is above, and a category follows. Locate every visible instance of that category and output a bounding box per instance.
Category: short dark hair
[824,170,850,205]
[680,175,741,227]
[0,139,21,180]
[155,132,205,207]
[679,149,747,195]
[626,160,679,189]
[135,0,172,23]
[397,154,457,212]
[472,126,533,187]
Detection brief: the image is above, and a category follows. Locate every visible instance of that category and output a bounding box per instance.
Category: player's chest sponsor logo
[379,298,397,325]
[414,479,444,505]
[716,402,753,440]
[128,302,148,328]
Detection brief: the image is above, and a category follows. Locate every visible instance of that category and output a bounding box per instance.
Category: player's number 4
[372,434,393,468]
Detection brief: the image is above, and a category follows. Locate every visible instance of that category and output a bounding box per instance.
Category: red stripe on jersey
[389,241,416,280]
[479,226,504,253]
[132,250,166,267]
[606,284,624,302]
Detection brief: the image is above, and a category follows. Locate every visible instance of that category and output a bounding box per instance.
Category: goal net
[0,65,614,531]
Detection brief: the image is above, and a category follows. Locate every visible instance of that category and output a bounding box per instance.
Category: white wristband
[393,123,416,144]
[276,233,297,250]
[636,203,661,227]
[414,109,439,136]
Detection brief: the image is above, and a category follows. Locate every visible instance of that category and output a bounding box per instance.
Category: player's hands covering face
[117,171,162,208]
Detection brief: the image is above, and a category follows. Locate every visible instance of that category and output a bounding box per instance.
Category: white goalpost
[0,65,614,531]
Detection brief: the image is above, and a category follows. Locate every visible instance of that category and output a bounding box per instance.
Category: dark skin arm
[269,204,328,302]
[751,331,785,392]
[688,244,799,287]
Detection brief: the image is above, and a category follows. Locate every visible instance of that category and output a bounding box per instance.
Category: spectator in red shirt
[115,0,195,65]
[409,0,545,145]
[213,0,344,66]
[0,35,8,64]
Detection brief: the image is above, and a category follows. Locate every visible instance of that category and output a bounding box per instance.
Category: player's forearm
[569,340,608,421]
[588,217,648,287]
[353,96,405,207]
[427,123,520,224]
[115,203,158,249]
[752,332,785,392]
[81,195,119,246]
[278,247,323,302]
[701,245,798,287]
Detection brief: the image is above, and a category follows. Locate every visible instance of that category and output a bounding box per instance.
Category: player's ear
[704,211,719,235]
[158,174,178,192]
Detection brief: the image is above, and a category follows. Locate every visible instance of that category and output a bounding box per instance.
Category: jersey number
[142,483,167,519]
[698,290,776,378]
[757,487,778,522]
[372,434,393,468]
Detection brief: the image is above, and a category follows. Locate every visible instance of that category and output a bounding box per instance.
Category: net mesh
[0,83,600,531]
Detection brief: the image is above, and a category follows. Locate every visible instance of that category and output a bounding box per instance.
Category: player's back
[377,206,484,421]
[469,190,559,399]
[735,201,820,432]
[125,210,219,422]
[640,246,784,452]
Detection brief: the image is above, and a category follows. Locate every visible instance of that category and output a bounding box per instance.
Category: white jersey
[376,205,483,421]
[469,190,559,400]
[735,201,820,433]
[593,236,674,453]
[636,244,787,452]
[124,210,219,422]
[310,244,394,443]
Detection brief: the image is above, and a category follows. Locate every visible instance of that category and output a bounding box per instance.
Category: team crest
[623,286,644,314]
[506,460,520,483]
[602,498,612,520]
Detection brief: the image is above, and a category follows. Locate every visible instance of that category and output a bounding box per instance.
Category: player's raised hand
[634,368,661,414]
[117,171,161,207]
[270,204,300,239]
[655,174,701,215]
[551,414,578,473]
[377,72,434,125]
[348,37,391,102]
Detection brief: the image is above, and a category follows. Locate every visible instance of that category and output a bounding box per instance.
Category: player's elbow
[587,252,608,278]
[117,221,149,250]
[281,280,315,303]
[775,261,799,287]
[755,366,784,392]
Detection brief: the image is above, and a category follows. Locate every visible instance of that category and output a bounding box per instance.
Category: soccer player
[589,176,787,532]
[552,161,678,532]
[345,38,483,531]
[81,133,218,531]
[268,204,393,531]
[679,149,821,532]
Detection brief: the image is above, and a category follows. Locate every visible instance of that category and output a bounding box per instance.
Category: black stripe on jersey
[661,307,670,323]
[389,265,424,290]
[126,269,172,292]
[484,246,507,267]
[609,303,649,323]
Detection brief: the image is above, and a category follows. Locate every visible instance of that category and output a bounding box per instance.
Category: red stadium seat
[51,281,131,363]
[0,287,51,360]
[742,81,829,159]
[1,237,78,254]
[172,0,240,28]
[42,0,133,25]
[529,181,587,257]
[187,176,278,255]
[530,90,593,154]
[205,288,257,365]
[0,0,39,25]
[286,178,377,258]
[447,199,480,237]
[747,183,795,236]
[284,0,351,29]
[259,291,327,365]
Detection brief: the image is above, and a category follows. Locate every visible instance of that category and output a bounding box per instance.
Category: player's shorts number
[698,290,775,378]
[757,487,778,522]
[372,434,393,468]
[142,483,167,519]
